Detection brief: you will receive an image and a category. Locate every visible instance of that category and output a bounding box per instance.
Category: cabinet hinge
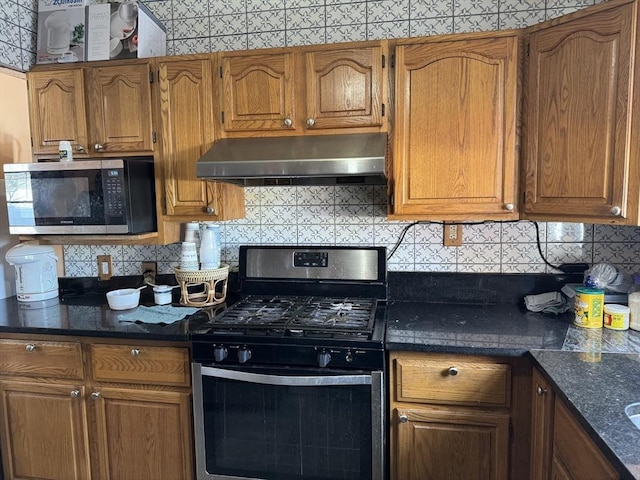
[391,54,395,68]
[219,65,223,78]
[382,103,385,117]
[509,419,513,441]
[149,71,154,83]
[527,42,530,57]
[152,131,157,143]
[221,111,225,124]
[382,55,386,68]
[389,192,394,206]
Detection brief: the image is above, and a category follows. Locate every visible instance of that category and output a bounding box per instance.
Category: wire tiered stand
[174,264,229,307]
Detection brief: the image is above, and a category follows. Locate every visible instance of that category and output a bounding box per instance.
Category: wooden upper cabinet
[27,69,88,156]
[88,63,154,153]
[523,0,640,224]
[220,51,295,133]
[390,32,519,220]
[158,56,245,220]
[304,45,384,130]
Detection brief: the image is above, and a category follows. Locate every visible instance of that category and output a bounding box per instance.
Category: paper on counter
[117,305,200,324]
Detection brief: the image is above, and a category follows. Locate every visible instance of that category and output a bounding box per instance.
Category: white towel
[524,292,571,314]
[118,305,200,324]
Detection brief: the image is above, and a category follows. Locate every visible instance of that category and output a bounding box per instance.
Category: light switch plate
[98,255,113,280]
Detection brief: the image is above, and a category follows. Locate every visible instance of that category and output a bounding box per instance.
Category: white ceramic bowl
[106,288,140,310]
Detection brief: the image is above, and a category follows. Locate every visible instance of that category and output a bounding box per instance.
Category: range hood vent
[196,133,388,186]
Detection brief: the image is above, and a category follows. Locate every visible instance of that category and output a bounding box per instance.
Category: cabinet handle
[504,203,514,211]
[306,118,315,127]
[91,392,101,400]
[448,366,458,376]
[610,206,622,216]
[399,414,408,423]
[283,117,292,127]
[131,348,140,357]
[536,385,548,396]
[206,205,215,215]
[76,144,85,152]
[94,143,104,151]
[25,343,36,352]
[70,389,80,398]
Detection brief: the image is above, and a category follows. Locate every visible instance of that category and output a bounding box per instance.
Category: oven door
[192,363,384,480]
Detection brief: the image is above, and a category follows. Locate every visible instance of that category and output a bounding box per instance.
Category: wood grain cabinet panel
[390,32,519,220]
[531,368,555,480]
[27,69,88,156]
[158,56,245,220]
[523,0,640,224]
[92,387,193,480]
[0,339,83,380]
[0,382,90,480]
[89,343,190,387]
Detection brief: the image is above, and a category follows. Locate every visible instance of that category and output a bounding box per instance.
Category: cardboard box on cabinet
[85,1,166,61]
[36,0,89,65]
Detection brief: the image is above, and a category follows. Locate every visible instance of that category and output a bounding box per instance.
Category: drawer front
[394,354,511,407]
[0,339,83,380]
[90,344,190,387]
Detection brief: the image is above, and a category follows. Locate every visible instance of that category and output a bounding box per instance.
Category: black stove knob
[213,346,228,362]
[237,348,252,364]
[317,351,331,368]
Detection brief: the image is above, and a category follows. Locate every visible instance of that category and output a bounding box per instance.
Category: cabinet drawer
[90,344,190,387]
[0,339,83,380]
[394,354,511,407]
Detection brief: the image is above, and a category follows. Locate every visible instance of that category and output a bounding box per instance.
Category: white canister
[153,286,173,305]
[603,304,630,330]
[58,140,73,162]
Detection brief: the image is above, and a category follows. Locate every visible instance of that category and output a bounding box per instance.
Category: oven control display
[294,251,328,267]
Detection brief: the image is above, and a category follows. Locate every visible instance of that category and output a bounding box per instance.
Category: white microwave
[3,158,156,235]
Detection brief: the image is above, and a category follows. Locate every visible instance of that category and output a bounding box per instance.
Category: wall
[7,0,640,278]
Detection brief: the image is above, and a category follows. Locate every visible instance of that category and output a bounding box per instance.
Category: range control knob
[317,351,331,368]
[237,348,252,364]
[345,351,353,362]
[213,346,228,362]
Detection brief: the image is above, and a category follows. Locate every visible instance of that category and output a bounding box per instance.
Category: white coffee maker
[5,244,59,302]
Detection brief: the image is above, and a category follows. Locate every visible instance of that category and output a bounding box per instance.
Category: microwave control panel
[104,169,125,219]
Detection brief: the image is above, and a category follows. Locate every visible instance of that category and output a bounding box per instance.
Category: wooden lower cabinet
[389,352,530,480]
[0,336,194,480]
[0,382,90,480]
[394,405,509,480]
[530,368,619,480]
[92,387,192,479]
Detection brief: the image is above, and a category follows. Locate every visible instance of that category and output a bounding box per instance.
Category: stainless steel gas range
[190,246,387,480]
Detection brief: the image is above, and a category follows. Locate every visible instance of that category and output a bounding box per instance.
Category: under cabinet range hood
[196,133,388,186]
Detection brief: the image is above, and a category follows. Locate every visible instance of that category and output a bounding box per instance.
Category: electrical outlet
[142,261,157,285]
[443,224,463,247]
[97,255,113,280]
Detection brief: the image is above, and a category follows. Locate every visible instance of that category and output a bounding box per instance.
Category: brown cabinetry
[28,62,154,157]
[390,32,520,221]
[0,336,194,480]
[157,55,244,220]
[220,42,387,136]
[390,352,516,480]
[530,368,619,480]
[523,0,640,224]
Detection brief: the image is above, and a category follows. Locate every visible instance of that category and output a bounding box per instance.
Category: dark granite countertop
[530,350,640,480]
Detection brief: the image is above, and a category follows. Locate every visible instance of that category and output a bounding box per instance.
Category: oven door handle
[200,365,372,386]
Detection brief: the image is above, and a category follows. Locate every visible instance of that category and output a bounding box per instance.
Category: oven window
[201,369,373,480]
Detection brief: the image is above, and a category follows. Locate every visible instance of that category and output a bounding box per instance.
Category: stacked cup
[179,241,199,270]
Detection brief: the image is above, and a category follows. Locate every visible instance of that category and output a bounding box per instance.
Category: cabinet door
[0,382,90,480]
[159,58,217,216]
[304,45,384,130]
[531,369,555,480]
[88,64,154,153]
[523,1,635,223]
[92,387,193,480]
[394,406,509,480]
[392,34,519,220]
[221,52,296,133]
[27,69,88,156]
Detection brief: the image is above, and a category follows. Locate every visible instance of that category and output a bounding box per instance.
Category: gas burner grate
[205,295,377,335]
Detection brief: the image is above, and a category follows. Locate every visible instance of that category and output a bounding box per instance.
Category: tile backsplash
[6,0,635,279]
[63,185,640,277]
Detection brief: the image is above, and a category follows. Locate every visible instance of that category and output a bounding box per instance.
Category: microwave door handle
[199,365,372,386]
